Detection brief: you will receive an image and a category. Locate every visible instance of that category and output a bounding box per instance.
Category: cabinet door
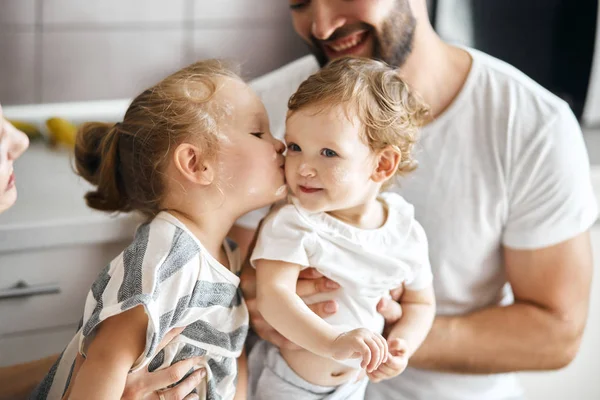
[519,226,600,399]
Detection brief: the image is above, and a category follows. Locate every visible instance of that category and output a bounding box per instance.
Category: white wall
[0,0,308,105]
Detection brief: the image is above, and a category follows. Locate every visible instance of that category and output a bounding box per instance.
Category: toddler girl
[33,60,287,400]
[249,57,436,400]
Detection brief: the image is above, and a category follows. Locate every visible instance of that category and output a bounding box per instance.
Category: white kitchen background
[0,0,308,105]
[1,1,599,400]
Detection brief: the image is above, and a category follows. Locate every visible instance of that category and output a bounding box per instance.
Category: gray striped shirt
[32,212,249,400]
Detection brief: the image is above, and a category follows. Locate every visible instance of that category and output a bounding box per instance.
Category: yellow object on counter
[46,117,78,148]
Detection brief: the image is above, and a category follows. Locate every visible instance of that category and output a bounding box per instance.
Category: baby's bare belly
[280,347,359,387]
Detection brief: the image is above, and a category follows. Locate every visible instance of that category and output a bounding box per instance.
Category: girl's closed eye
[251,132,264,138]
[287,143,301,152]
[289,0,309,11]
[321,148,338,158]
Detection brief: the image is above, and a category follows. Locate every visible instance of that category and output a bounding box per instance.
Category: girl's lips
[6,172,15,190]
[299,185,322,194]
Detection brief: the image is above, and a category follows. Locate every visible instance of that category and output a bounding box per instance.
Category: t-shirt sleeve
[402,218,433,291]
[503,103,598,249]
[79,220,200,371]
[250,205,315,269]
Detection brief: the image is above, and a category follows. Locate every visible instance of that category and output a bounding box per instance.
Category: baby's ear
[371,146,401,183]
[173,142,215,186]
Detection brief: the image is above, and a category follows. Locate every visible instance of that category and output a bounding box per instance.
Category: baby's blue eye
[321,148,338,157]
[288,143,301,152]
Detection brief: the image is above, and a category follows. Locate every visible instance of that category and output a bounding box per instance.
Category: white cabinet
[0,128,141,367]
[519,226,600,399]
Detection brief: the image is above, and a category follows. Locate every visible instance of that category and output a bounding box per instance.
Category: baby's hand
[367,338,409,383]
[331,328,389,372]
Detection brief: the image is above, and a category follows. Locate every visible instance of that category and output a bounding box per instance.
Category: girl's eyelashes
[250,132,264,138]
[289,0,309,11]
[287,143,301,152]
[321,148,338,158]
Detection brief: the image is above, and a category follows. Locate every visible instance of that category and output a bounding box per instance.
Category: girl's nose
[273,138,285,154]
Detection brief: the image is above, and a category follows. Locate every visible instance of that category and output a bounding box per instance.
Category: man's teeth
[329,34,362,52]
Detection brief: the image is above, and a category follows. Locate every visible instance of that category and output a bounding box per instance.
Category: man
[231,1,598,399]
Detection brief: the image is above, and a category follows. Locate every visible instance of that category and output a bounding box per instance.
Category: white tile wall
[41,30,186,102]
[0,0,308,105]
[189,25,307,78]
[42,0,187,25]
[0,32,36,104]
[0,0,36,27]
[193,0,290,21]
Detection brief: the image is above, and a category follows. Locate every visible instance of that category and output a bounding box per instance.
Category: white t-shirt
[244,49,599,400]
[250,193,432,366]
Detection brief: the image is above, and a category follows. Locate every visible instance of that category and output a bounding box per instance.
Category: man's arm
[228,224,257,263]
[408,231,593,373]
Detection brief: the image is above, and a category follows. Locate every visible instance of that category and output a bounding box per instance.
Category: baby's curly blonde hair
[288,56,429,177]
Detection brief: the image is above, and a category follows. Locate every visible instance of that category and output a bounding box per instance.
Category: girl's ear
[173,143,215,186]
[371,146,401,183]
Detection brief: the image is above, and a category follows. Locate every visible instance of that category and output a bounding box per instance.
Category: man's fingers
[307,300,338,318]
[297,276,340,298]
[157,327,185,353]
[377,297,403,324]
[298,268,324,279]
[390,284,404,301]
[161,367,206,400]
[145,357,205,392]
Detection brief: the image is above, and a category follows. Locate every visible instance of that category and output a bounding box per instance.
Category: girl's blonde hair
[75,59,240,218]
[288,56,429,176]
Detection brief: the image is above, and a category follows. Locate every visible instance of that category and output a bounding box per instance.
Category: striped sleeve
[79,218,201,370]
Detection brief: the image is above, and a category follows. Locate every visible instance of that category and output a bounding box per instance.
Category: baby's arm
[256,259,387,371]
[65,305,148,400]
[389,284,435,356]
[368,284,435,382]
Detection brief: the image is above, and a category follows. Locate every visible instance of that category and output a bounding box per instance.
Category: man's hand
[241,266,340,349]
[367,338,409,383]
[377,285,404,337]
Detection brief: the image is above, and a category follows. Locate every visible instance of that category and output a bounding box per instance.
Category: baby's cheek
[331,165,352,184]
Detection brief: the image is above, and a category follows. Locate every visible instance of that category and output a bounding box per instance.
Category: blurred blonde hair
[75,59,240,217]
[288,56,429,177]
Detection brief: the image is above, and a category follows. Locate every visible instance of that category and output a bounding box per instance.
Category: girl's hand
[367,338,409,383]
[121,327,207,400]
[331,328,389,372]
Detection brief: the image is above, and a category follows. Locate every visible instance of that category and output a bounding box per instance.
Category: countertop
[0,143,142,253]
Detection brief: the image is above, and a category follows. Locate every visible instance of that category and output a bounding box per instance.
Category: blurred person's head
[75,60,286,221]
[0,105,30,213]
[289,0,431,67]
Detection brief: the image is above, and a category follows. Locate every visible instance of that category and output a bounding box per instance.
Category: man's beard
[307,1,416,68]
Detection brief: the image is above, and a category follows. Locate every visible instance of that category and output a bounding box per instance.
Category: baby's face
[284,104,378,213]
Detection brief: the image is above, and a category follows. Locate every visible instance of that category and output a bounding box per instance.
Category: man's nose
[311,0,346,40]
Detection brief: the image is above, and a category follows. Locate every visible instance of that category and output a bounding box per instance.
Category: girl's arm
[388,284,436,357]
[255,259,340,356]
[66,305,148,400]
[233,349,248,400]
